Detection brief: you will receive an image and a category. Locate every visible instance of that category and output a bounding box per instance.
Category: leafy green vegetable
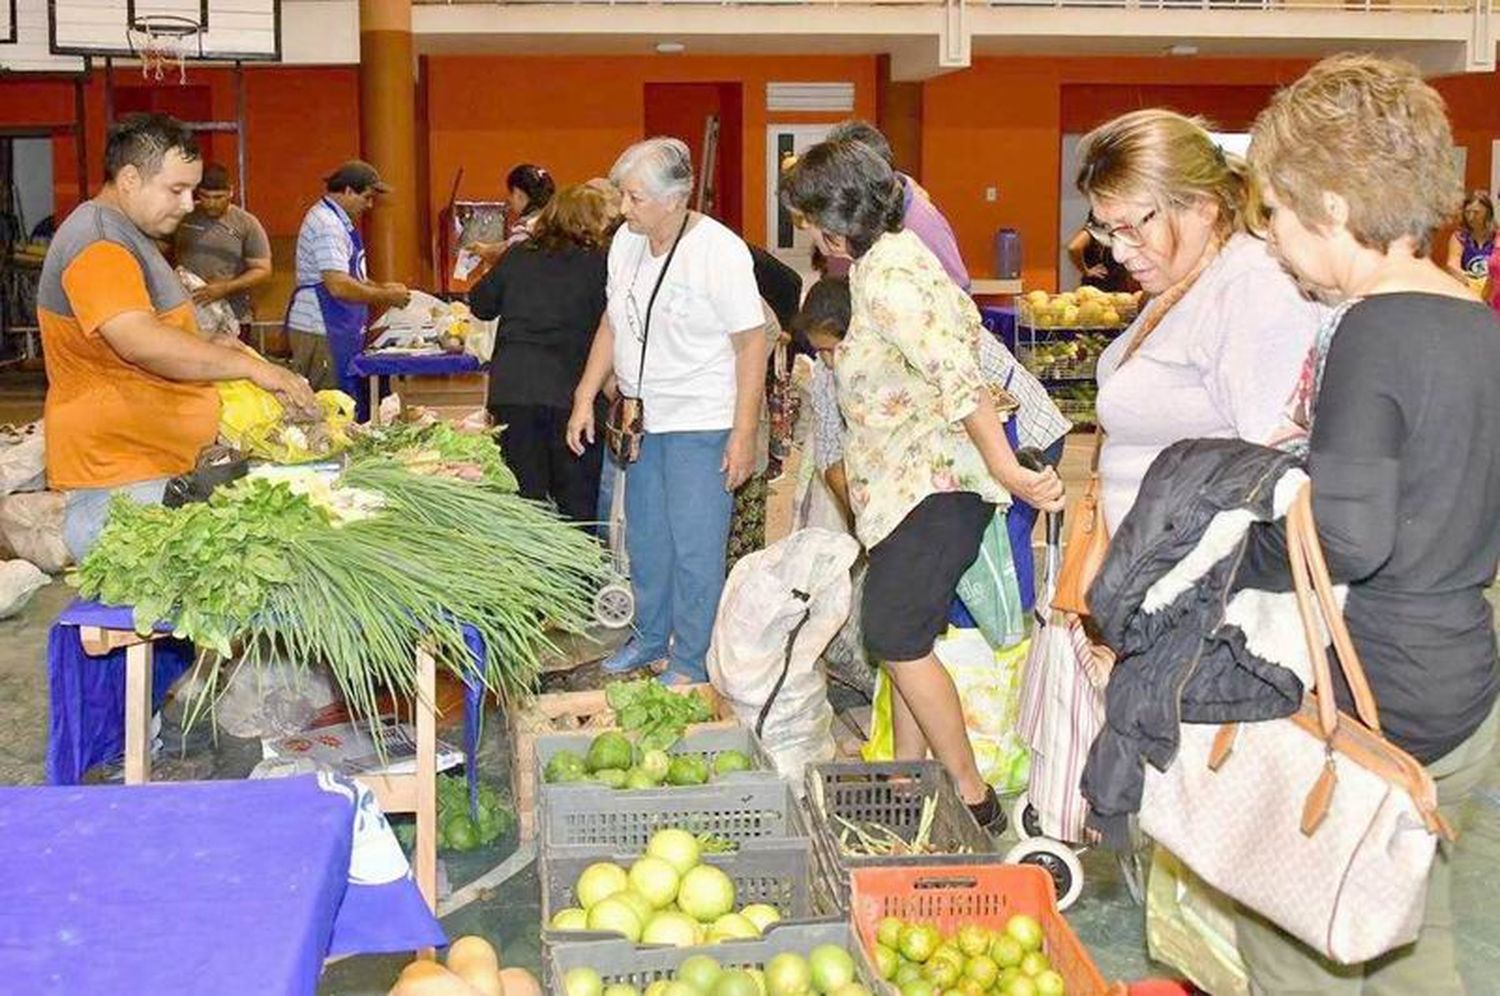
[604,678,713,751]
[350,421,517,490]
[436,773,514,851]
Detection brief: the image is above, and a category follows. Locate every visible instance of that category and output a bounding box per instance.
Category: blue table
[980,304,1018,353]
[348,350,483,422]
[46,598,491,910]
[0,774,444,995]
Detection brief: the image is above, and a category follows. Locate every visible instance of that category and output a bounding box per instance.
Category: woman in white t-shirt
[567,138,768,684]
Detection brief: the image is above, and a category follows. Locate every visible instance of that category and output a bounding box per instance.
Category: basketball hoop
[126,14,203,84]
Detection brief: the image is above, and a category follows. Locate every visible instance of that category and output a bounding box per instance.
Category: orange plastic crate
[849,864,1116,996]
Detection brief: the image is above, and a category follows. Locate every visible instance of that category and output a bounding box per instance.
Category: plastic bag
[863,626,1032,795]
[1146,847,1250,996]
[214,659,336,739]
[176,266,240,339]
[954,511,1025,650]
[466,316,497,363]
[0,422,46,496]
[707,528,860,784]
[0,491,69,573]
[218,380,356,463]
[0,558,49,618]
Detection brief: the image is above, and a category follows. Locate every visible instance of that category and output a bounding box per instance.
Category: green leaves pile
[70,441,608,730]
[605,678,714,752]
[351,421,517,490]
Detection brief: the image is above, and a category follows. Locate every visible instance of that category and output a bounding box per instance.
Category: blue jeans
[625,430,734,681]
[63,478,169,563]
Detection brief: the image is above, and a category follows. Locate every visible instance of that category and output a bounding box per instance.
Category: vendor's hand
[722,427,757,492]
[1002,465,1065,512]
[251,362,320,419]
[470,241,505,266]
[566,398,596,456]
[381,282,411,308]
[191,282,228,305]
[1084,264,1108,280]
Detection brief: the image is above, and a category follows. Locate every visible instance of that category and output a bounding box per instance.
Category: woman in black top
[470,184,609,522]
[1232,54,1500,992]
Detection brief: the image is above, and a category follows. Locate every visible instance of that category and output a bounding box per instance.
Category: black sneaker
[967,785,1008,835]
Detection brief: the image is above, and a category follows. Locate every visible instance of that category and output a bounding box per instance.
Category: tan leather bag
[1051,434,1106,616]
[1139,486,1452,965]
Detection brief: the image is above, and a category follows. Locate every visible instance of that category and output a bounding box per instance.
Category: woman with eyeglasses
[780,138,1065,832]
[566,137,767,685]
[1081,109,1323,536]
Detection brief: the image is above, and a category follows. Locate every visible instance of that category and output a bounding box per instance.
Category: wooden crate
[508,683,737,840]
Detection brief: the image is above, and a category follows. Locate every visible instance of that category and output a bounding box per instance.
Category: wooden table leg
[369,377,380,423]
[123,640,154,785]
[414,646,438,911]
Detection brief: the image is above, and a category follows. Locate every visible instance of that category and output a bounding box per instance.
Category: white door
[765,124,833,275]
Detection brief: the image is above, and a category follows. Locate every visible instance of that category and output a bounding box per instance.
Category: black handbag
[604,212,690,463]
[163,445,250,508]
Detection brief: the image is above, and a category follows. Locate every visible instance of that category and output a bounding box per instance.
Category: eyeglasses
[1086,208,1159,249]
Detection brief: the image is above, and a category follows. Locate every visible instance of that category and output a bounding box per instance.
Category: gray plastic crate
[540,838,830,950]
[546,920,878,991]
[537,776,807,852]
[534,726,776,795]
[804,760,1004,910]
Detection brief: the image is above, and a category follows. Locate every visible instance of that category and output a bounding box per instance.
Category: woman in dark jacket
[469,184,609,521]
[1233,53,1500,993]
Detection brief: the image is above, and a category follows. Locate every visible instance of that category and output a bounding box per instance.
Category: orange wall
[921,56,1314,291]
[424,54,879,256]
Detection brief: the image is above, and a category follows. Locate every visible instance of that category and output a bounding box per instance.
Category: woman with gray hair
[567,137,767,684]
[780,138,1064,829]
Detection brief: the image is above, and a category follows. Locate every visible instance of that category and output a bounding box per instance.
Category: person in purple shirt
[826,120,970,290]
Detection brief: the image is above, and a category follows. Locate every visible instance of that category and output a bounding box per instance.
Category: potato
[498,967,544,996]
[390,959,482,996]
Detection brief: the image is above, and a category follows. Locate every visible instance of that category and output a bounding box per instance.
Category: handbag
[1139,486,1453,965]
[604,213,690,463]
[163,445,250,508]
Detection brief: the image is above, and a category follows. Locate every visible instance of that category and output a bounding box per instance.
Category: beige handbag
[1139,486,1453,965]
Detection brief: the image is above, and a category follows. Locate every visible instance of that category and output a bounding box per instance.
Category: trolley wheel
[1005,837,1085,912]
[593,582,635,629]
[1011,795,1045,841]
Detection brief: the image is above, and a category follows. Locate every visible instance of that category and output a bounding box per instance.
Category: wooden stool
[77,627,441,911]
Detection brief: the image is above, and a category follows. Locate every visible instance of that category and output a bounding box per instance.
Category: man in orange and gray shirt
[39,112,316,561]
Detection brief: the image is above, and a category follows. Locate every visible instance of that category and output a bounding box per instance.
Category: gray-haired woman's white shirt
[607,215,764,433]
[1095,232,1324,533]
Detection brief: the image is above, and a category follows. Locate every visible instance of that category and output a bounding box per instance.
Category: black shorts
[863,491,994,663]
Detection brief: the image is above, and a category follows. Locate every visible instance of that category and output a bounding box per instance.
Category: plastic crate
[534,725,776,795]
[540,839,828,949]
[848,864,1113,995]
[546,920,878,991]
[538,775,807,853]
[804,761,1003,910]
[508,683,735,840]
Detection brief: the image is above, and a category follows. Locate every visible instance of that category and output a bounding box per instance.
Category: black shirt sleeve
[468,251,511,321]
[1238,305,1406,590]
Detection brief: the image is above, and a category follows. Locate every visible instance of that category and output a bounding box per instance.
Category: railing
[415,0,1475,8]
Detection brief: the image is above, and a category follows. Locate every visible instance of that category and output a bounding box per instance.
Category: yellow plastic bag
[863,627,1032,795]
[217,380,356,464]
[1146,847,1250,996]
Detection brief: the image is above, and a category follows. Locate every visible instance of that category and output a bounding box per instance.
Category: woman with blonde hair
[1443,189,1495,290]
[1080,108,1323,536]
[1231,53,1500,993]
[470,184,612,521]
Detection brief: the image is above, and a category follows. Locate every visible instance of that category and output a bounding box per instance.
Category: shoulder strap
[633,212,693,389]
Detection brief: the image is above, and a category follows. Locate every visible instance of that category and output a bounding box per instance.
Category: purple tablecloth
[47,600,488,805]
[348,351,482,378]
[0,774,444,995]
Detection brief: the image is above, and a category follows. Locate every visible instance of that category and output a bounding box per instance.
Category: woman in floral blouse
[780,139,1065,829]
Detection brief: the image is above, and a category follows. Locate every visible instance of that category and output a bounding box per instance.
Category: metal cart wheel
[593,582,635,629]
[1005,836,1085,912]
[1011,795,1046,842]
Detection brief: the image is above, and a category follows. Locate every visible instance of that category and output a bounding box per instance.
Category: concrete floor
[4,368,1500,993]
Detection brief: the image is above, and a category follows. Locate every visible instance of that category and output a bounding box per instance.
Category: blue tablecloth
[0,774,444,995]
[348,351,482,378]
[46,600,487,806]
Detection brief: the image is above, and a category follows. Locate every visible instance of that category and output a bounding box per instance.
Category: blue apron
[285,198,371,417]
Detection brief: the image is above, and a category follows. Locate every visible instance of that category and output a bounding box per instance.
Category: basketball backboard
[0,0,85,71]
[49,0,280,61]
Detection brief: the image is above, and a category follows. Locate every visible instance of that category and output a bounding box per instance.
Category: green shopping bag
[955,511,1026,650]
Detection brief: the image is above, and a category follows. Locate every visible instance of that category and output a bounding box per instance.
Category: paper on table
[370,289,449,332]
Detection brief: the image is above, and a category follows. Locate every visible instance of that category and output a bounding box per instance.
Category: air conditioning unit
[766,82,856,113]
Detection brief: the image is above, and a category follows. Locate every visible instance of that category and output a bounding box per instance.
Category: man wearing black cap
[173,162,272,332]
[285,160,410,401]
